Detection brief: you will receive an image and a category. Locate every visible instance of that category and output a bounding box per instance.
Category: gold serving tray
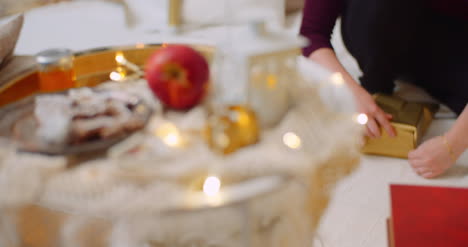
[0,43,215,107]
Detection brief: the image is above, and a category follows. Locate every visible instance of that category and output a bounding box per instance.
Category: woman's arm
[299,0,342,57]
[409,105,468,178]
[446,105,468,156]
[300,0,395,137]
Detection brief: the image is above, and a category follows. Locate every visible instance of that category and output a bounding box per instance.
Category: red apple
[145,45,210,110]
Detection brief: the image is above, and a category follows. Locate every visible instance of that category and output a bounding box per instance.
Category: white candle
[249,72,290,128]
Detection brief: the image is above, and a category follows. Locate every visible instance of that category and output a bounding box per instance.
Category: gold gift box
[361,94,439,158]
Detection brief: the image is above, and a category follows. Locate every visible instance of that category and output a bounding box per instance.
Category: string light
[330,72,345,86]
[109,66,127,81]
[355,113,368,125]
[109,71,124,81]
[155,122,183,147]
[283,132,302,149]
[115,52,125,64]
[203,176,221,196]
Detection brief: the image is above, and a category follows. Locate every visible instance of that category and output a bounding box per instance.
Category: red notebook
[390,184,468,247]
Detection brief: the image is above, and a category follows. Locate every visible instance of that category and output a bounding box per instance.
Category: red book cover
[390,184,468,247]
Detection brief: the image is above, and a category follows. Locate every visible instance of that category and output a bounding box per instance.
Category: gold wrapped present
[362,94,439,158]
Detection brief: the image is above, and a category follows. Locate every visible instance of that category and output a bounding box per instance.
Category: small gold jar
[36,48,75,92]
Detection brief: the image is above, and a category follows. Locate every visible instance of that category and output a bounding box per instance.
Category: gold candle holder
[168,0,182,27]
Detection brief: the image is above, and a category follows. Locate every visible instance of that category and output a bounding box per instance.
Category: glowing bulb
[330,72,345,86]
[283,132,302,149]
[155,123,183,147]
[355,113,368,125]
[110,71,124,81]
[203,176,221,196]
[115,52,125,64]
[163,133,180,147]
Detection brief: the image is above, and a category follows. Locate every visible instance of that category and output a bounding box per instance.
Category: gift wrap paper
[362,94,438,158]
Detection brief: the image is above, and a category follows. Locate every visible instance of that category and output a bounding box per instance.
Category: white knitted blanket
[0,66,361,247]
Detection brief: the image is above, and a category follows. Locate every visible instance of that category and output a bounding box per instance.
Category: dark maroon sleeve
[299,0,344,57]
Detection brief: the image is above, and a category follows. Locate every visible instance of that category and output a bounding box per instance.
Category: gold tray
[0,43,215,107]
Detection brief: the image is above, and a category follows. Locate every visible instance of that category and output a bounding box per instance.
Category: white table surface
[7,2,468,247]
[14,1,213,54]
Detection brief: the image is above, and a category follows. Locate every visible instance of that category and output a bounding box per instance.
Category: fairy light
[115,52,125,64]
[114,52,142,76]
[109,71,124,81]
[330,72,345,86]
[203,176,221,196]
[109,66,127,81]
[355,113,368,125]
[164,133,180,147]
[155,122,183,147]
[283,132,302,149]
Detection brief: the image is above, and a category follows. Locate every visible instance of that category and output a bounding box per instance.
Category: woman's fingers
[366,118,381,138]
[375,110,396,137]
[364,111,395,138]
[421,171,437,179]
[408,149,423,161]
[409,158,425,166]
[410,159,442,179]
[365,126,374,138]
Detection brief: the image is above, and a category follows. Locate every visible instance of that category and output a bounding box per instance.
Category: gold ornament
[205,105,260,155]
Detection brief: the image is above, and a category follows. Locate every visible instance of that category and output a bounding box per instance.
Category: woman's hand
[408,136,456,178]
[306,48,396,138]
[409,106,468,178]
[349,84,396,138]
